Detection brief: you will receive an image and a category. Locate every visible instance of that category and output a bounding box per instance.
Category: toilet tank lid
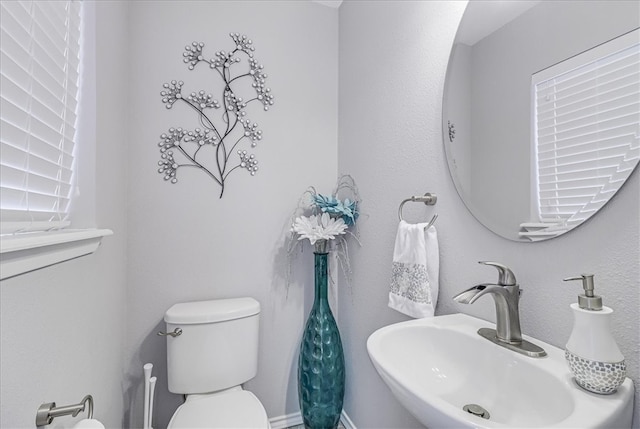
[164,297,260,324]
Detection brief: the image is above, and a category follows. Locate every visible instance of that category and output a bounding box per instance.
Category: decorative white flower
[292,213,348,245]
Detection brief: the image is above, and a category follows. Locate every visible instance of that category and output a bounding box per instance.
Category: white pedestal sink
[367,313,634,428]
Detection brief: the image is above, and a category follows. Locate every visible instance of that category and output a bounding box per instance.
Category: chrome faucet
[453,261,546,358]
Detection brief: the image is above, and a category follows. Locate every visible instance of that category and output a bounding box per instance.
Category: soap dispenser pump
[564,274,626,394]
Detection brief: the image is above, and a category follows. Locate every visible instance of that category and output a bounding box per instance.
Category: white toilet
[163,297,271,428]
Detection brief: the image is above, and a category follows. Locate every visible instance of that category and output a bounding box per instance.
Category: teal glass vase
[298,243,345,429]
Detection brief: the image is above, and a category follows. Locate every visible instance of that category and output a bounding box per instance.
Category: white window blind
[531,29,640,237]
[1,1,82,234]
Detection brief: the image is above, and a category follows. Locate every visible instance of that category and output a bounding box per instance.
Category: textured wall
[338,1,639,428]
[124,2,338,427]
[0,3,130,427]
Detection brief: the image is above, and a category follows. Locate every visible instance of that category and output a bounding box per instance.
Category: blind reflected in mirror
[442,0,639,241]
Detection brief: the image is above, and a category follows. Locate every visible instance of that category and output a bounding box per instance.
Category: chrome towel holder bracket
[36,394,94,427]
[398,193,438,230]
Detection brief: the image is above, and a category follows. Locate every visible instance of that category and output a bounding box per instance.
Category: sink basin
[367,313,634,428]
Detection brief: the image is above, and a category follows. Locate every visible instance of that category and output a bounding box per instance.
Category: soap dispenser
[563,274,626,394]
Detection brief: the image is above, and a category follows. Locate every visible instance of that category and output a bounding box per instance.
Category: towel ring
[398,193,438,230]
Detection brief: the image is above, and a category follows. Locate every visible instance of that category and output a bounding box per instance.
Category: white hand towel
[72,419,105,429]
[388,221,439,318]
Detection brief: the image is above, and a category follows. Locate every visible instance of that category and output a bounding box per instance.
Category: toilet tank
[164,297,260,394]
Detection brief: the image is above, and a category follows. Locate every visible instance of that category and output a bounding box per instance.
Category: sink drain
[463,404,490,420]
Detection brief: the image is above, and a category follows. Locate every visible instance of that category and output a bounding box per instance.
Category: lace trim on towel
[390,262,431,304]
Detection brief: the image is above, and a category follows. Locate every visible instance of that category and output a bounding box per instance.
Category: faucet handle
[479,261,517,286]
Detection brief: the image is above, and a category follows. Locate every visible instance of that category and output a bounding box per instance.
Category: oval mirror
[443,1,639,241]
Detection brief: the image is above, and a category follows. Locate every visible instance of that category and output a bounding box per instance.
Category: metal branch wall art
[157,33,274,198]
[448,120,456,143]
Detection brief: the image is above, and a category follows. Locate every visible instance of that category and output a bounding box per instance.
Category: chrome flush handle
[157,328,182,337]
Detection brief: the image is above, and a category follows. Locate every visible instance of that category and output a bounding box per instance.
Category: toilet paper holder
[36,394,94,426]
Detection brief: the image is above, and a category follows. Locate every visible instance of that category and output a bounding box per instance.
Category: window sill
[0,229,113,280]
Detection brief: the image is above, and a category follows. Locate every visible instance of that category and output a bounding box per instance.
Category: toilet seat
[167,390,270,428]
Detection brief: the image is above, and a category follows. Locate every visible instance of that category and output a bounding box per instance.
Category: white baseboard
[269,411,356,429]
[269,412,303,429]
[341,411,356,429]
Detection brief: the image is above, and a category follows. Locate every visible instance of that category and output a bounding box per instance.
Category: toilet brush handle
[143,363,153,429]
[148,377,157,429]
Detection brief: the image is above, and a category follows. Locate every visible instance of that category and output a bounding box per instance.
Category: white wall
[338,1,639,428]
[123,2,338,427]
[338,2,466,426]
[0,2,130,427]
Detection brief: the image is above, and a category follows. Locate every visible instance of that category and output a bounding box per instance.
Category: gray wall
[338,1,639,428]
[123,2,338,427]
[0,2,130,427]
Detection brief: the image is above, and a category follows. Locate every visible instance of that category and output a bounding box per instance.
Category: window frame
[0,1,111,279]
